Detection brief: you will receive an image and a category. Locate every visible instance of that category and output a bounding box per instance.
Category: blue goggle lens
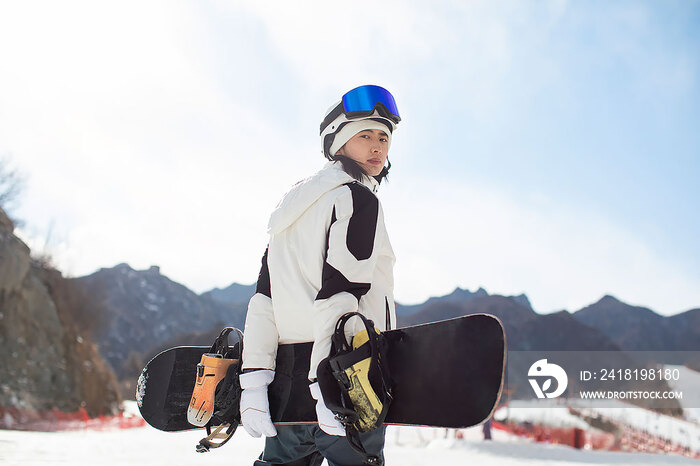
[342,85,400,123]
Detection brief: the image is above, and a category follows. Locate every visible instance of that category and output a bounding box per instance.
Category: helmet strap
[373,158,391,185]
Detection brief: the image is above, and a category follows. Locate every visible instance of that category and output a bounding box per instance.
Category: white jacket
[242,161,397,379]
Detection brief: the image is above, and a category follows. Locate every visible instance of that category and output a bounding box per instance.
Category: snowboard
[137,314,506,432]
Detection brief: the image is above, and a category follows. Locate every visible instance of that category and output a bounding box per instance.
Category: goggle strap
[321,101,401,136]
[320,102,345,134]
[344,103,400,125]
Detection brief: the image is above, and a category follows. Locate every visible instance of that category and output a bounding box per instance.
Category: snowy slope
[569,399,700,451]
[664,364,700,423]
[495,397,700,452]
[1,405,697,466]
[494,399,591,429]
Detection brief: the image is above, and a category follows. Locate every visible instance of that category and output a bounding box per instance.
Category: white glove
[239,370,278,438]
[310,381,346,436]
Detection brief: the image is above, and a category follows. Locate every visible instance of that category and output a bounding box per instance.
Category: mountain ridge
[67,263,699,395]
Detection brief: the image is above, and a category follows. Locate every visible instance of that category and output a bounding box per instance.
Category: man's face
[336,129,389,177]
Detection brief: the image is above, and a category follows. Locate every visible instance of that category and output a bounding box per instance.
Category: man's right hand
[239,369,278,438]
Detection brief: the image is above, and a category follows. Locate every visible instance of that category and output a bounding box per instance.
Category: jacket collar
[267,161,379,235]
[325,160,380,194]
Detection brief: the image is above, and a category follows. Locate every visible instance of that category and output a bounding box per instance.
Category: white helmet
[320,85,400,160]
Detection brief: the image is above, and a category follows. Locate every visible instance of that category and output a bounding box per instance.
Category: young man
[240,85,401,466]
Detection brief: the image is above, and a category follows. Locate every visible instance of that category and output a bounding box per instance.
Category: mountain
[202,282,256,305]
[397,286,532,316]
[395,291,685,412]
[398,290,619,352]
[398,290,537,336]
[572,295,700,352]
[72,262,700,379]
[508,310,620,351]
[667,308,700,350]
[63,262,698,405]
[75,264,247,379]
[396,287,490,316]
[399,289,699,354]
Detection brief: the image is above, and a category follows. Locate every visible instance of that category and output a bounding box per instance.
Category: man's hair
[332,155,389,185]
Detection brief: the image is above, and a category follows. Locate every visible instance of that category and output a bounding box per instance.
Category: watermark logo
[528,359,568,399]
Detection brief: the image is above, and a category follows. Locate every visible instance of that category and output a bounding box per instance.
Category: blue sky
[0,1,697,315]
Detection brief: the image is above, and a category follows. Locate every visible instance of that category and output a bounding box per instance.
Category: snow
[494,399,591,429]
[135,372,147,408]
[145,303,159,312]
[664,365,700,424]
[568,399,700,451]
[497,397,700,451]
[0,403,696,466]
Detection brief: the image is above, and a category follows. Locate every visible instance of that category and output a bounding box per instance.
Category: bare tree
[0,155,25,211]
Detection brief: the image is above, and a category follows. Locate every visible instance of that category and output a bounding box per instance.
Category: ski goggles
[320,85,401,133]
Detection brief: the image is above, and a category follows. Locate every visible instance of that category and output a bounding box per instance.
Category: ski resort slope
[1,423,696,466]
[665,364,700,424]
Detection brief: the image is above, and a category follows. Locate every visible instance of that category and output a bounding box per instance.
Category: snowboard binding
[317,312,393,466]
[187,326,244,453]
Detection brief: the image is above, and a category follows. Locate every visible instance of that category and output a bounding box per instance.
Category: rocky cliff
[0,208,120,417]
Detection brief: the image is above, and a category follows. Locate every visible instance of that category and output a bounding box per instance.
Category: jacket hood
[267,161,379,235]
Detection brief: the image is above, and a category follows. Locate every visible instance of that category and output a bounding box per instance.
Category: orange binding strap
[187,353,238,427]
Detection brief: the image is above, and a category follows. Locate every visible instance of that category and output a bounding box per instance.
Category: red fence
[493,420,615,450]
[0,406,145,431]
[493,419,698,460]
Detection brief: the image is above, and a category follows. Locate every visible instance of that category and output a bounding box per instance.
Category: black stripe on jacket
[255,246,272,298]
[316,182,377,302]
[346,182,379,260]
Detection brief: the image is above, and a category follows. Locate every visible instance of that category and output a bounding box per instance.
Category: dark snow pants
[253,424,386,466]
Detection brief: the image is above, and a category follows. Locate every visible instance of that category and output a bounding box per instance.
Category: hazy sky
[0,1,698,315]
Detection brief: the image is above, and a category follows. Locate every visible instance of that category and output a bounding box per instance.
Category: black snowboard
[137,314,505,431]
